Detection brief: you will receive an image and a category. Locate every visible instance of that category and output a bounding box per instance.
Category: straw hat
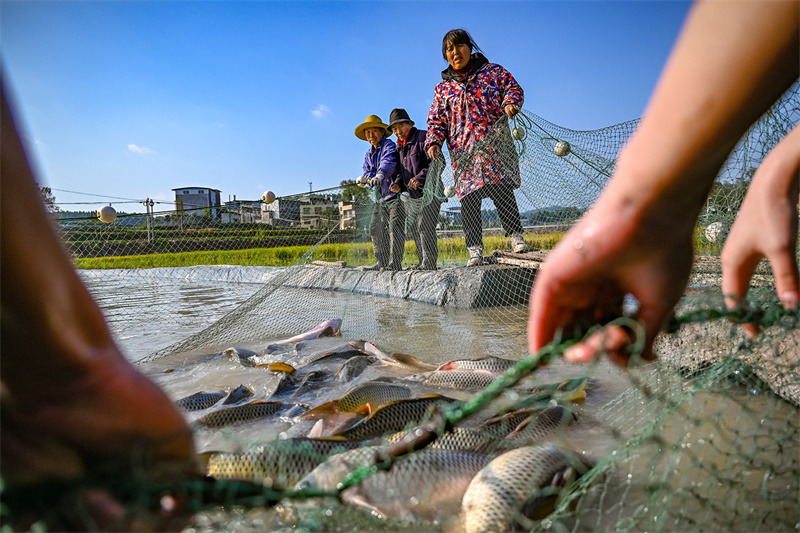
[354,115,392,141]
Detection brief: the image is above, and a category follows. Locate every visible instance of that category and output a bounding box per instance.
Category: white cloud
[127,144,155,155]
[311,104,331,119]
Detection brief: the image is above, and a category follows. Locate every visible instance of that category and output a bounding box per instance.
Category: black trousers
[369,198,406,269]
[407,197,442,268]
[460,184,523,249]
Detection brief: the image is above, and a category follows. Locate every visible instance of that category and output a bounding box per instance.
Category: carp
[362,342,437,372]
[175,384,253,411]
[436,356,519,374]
[195,400,299,428]
[406,369,499,390]
[461,445,593,533]
[296,446,490,523]
[300,382,412,419]
[334,394,461,441]
[505,405,577,441]
[204,437,362,489]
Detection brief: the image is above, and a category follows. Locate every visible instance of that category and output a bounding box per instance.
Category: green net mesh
[6,81,798,532]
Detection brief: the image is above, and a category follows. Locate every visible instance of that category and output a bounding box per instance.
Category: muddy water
[81,268,798,532]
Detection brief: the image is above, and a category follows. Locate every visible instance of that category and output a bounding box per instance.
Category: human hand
[427,145,440,161]
[390,183,401,194]
[721,126,800,337]
[505,104,520,118]
[408,178,421,191]
[368,177,380,187]
[527,197,695,366]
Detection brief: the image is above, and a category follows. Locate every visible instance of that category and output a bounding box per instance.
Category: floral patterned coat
[425,53,523,199]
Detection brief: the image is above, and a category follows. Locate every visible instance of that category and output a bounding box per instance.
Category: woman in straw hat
[355,114,405,271]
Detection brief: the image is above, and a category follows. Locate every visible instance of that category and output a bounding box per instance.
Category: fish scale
[196,401,294,428]
[413,370,499,390]
[176,391,226,411]
[462,445,593,533]
[335,395,460,441]
[206,438,362,488]
[436,356,519,374]
[335,382,412,413]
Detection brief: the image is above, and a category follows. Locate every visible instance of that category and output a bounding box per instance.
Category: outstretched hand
[527,195,695,366]
[721,126,800,336]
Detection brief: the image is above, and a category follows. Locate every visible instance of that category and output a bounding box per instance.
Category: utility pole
[143,198,155,243]
[309,181,313,193]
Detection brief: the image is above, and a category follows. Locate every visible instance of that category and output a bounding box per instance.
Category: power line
[50,188,144,202]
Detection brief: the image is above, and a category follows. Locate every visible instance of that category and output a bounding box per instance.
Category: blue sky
[2,0,692,213]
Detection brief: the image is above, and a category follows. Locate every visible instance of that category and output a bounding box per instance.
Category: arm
[527,0,799,365]
[721,124,800,337]
[378,140,398,179]
[425,85,448,160]
[1,84,196,530]
[496,65,524,118]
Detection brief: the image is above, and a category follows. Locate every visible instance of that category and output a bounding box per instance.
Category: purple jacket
[395,127,430,200]
[362,136,400,202]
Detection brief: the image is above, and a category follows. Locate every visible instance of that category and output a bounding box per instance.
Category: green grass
[74,233,567,270]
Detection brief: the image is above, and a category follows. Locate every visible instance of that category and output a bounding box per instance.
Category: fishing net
[5,81,798,532]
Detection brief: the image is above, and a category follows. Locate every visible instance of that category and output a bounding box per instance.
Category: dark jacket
[395,127,430,200]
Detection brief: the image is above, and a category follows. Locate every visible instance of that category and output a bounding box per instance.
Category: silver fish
[205,438,362,489]
[407,369,499,390]
[268,318,342,350]
[296,447,489,523]
[461,445,593,533]
[436,356,519,374]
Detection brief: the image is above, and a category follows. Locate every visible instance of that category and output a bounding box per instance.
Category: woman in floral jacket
[426,28,530,266]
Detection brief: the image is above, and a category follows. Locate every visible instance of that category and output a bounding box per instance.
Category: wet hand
[527,200,695,366]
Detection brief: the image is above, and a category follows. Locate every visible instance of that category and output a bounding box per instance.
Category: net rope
[5,81,798,532]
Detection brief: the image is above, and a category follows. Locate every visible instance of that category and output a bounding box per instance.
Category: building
[261,198,301,226]
[298,196,338,229]
[173,187,222,220]
[338,201,356,230]
[221,196,262,224]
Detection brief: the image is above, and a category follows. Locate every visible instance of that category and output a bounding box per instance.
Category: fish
[204,438,362,489]
[195,400,299,428]
[224,346,260,366]
[288,341,370,369]
[406,369,499,390]
[222,384,254,405]
[267,319,342,349]
[296,447,490,523]
[362,342,437,372]
[300,382,412,419]
[386,426,513,456]
[334,394,461,441]
[499,377,591,414]
[175,391,226,411]
[436,356,519,374]
[505,405,576,441]
[270,370,326,400]
[480,407,542,437]
[461,445,593,533]
[335,356,376,382]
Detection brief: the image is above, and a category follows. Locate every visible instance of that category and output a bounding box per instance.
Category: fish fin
[390,352,437,370]
[355,403,372,416]
[435,361,457,371]
[298,400,338,420]
[264,362,296,373]
[344,494,388,520]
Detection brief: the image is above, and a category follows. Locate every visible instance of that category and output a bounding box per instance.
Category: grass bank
[74,233,565,269]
